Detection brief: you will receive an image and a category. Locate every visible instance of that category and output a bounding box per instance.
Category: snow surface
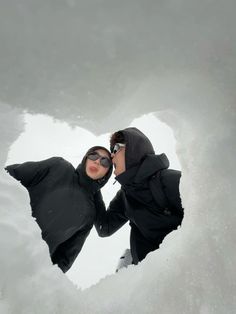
[0,0,236,313]
[6,112,180,290]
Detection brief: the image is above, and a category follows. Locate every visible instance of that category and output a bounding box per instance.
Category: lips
[89,166,98,172]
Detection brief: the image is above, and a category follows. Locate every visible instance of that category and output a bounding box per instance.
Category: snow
[6,112,180,290]
[0,0,236,313]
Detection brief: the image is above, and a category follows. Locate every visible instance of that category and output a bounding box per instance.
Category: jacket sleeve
[94,190,128,237]
[4,157,62,188]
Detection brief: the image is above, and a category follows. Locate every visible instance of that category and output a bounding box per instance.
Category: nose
[93,159,100,165]
[111,153,115,158]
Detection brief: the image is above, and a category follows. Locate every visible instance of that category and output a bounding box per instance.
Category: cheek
[122,153,126,169]
[85,159,91,172]
[100,167,108,177]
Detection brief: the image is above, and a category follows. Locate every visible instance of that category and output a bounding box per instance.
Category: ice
[0,0,236,313]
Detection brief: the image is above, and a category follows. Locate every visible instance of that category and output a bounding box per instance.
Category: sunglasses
[87,152,112,168]
[111,143,125,154]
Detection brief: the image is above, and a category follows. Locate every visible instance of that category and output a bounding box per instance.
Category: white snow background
[0,0,236,313]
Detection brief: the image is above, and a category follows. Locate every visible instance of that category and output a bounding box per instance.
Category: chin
[114,170,120,176]
[86,172,96,180]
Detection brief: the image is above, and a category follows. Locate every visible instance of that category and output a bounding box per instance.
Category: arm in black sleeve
[4,157,62,187]
[94,190,128,237]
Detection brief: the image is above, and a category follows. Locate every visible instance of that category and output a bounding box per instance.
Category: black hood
[76,146,112,194]
[118,127,155,170]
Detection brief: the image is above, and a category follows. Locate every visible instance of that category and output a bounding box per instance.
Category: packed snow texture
[6,112,181,290]
[0,0,236,313]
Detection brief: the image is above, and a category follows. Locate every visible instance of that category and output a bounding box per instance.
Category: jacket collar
[115,165,139,186]
[76,164,108,194]
[115,154,169,186]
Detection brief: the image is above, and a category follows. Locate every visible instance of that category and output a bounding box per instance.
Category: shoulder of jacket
[51,156,65,162]
[158,169,181,191]
[160,168,181,178]
[149,169,181,187]
[47,156,63,164]
[51,157,73,168]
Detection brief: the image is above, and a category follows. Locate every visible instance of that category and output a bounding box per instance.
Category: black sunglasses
[87,152,112,168]
[111,143,125,154]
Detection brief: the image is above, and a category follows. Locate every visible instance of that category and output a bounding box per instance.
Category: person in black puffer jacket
[94,128,184,266]
[5,146,112,273]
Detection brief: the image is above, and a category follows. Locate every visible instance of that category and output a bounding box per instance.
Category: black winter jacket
[94,128,183,263]
[5,150,112,272]
[95,154,183,237]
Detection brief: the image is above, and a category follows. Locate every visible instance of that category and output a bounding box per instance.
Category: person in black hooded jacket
[94,128,184,266]
[5,146,112,273]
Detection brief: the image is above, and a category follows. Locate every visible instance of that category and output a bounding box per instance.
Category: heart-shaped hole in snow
[6,112,181,289]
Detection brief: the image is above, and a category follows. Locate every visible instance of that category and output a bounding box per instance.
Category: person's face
[85,149,111,180]
[111,145,126,176]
